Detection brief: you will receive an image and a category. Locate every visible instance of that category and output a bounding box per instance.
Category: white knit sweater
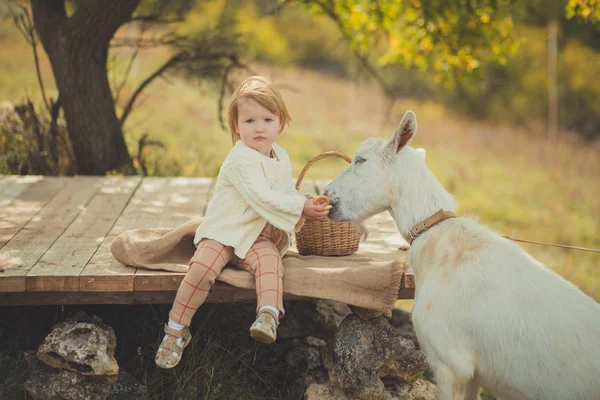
[194,141,306,258]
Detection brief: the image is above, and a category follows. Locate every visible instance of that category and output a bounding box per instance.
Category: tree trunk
[31,0,140,175]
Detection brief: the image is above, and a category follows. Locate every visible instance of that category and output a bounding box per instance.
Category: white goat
[324,110,600,400]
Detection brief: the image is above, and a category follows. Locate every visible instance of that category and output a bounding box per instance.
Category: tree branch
[120,52,184,126]
[128,15,184,24]
[110,33,179,49]
[114,47,139,105]
[136,133,165,176]
[218,64,234,131]
[265,0,294,16]
[11,4,50,113]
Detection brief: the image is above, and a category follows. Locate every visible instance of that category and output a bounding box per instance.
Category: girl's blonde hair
[227,76,292,144]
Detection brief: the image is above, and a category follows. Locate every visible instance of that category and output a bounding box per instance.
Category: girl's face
[236,97,280,156]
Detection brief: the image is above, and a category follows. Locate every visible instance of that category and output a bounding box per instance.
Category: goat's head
[324,110,426,222]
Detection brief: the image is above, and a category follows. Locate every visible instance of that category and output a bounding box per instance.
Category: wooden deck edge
[0,282,414,305]
[0,289,309,306]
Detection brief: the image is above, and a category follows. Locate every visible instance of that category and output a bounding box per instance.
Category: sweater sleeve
[224,157,306,233]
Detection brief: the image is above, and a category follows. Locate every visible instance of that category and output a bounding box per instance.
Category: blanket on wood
[110,218,407,317]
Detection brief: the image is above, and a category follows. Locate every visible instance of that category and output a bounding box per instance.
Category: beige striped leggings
[169,225,284,326]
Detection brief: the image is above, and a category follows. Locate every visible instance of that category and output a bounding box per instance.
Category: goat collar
[408,209,457,244]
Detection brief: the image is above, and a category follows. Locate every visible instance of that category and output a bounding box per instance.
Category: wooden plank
[135,271,186,292]
[0,176,41,209]
[0,278,412,306]
[397,286,415,299]
[0,175,12,196]
[402,269,415,290]
[0,175,44,208]
[26,176,142,292]
[156,177,213,226]
[134,268,414,298]
[0,176,103,292]
[0,284,310,305]
[0,175,19,199]
[80,177,208,292]
[134,177,214,291]
[0,176,66,249]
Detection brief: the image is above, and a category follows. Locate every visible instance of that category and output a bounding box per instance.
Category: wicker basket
[295,151,362,256]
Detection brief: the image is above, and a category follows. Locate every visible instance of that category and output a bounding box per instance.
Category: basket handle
[295,151,352,190]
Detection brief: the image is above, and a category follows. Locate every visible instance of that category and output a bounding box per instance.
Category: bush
[0,100,74,175]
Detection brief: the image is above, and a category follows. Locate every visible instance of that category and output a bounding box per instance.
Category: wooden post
[548,19,558,139]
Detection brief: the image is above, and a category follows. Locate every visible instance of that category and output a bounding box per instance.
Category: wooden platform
[0,175,413,305]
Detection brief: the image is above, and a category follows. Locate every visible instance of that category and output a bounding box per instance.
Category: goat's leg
[433,364,470,400]
[464,380,481,400]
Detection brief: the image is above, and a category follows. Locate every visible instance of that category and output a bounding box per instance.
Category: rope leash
[502,236,600,254]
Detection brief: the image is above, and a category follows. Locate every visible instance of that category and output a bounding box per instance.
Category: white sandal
[249,309,279,344]
[155,324,192,369]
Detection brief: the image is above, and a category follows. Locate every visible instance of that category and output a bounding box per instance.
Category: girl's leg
[234,237,284,344]
[169,239,235,325]
[236,237,284,316]
[156,239,234,368]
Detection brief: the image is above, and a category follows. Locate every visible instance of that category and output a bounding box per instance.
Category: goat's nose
[328,197,338,207]
[324,189,337,205]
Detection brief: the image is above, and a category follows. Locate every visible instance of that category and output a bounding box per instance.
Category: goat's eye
[356,157,367,164]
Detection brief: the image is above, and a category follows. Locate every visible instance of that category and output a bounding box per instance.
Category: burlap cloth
[111,218,406,317]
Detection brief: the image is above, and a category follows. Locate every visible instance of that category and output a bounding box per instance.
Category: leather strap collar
[408,209,457,244]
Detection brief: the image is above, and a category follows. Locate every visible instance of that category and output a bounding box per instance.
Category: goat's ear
[388,110,417,154]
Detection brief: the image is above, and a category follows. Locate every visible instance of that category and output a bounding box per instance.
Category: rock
[278,300,351,340]
[280,301,351,395]
[37,312,118,377]
[305,380,437,400]
[24,351,113,400]
[24,351,147,400]
[322,314,428,400]
[287,345,322,371]
[348,305,384,320]
[284,339,329,397]
[389,308,415,336]
[306,336,327,347]
[315,299,352,328]
[305,383,348,400]
[385,379,437,400]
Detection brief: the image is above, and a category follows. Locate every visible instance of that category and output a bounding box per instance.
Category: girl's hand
[302,197,332,219]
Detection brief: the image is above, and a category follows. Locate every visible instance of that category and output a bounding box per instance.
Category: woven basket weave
[295,151,362,256]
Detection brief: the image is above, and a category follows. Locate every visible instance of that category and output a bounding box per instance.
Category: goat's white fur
[324,111,600,400]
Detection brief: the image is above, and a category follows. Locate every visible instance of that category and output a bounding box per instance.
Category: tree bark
[31,0,140,174]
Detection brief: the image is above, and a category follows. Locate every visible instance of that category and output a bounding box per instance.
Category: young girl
[155,76,330,368]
